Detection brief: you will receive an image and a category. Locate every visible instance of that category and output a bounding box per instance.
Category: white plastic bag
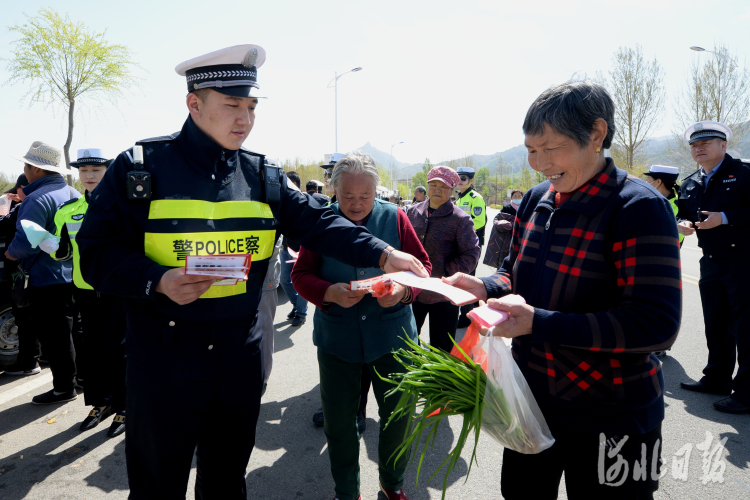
[480,329,555,454]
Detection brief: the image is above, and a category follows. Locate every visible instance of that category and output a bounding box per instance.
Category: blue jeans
[279,247,308,318]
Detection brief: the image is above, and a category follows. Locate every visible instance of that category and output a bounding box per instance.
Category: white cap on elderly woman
[683,121,733,144]
[175,44,266,98]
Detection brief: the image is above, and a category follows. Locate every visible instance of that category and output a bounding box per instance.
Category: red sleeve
[397,209,432,302]
[291,246,333,310]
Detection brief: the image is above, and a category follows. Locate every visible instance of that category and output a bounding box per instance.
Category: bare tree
[599,45,665,173]
[670,45,750,176]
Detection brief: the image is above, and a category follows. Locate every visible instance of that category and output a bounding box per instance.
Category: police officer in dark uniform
[676,120,750,414]
[455,166,486,327]
[321,153,344,203]
[76,44,428,499]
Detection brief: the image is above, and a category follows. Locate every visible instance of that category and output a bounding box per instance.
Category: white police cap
[175,44,266,98]
[683,121,733,144]
[321,153,346,169]
[70,148,111,168]
[456,166,475,177]
[644,165,679,182]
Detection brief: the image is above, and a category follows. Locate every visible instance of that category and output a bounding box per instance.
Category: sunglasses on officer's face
[324,170,333,178]
[459,176,469,182]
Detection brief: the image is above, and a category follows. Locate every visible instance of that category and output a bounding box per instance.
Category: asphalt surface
[0,208,748,499]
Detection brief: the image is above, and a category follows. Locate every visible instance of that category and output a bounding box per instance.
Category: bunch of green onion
[378,335,532,500]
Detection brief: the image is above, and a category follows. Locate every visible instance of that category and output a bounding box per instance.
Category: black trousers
[358,365,371,414]
[501,424,662,499]
[29,283,76,392]
[78,289,127,411]
[12,302,40,370]
[412,301,460,352]
[71,291,88,383]
[699,256,750,404]
[459,266,479,319]
[125,314,263,500]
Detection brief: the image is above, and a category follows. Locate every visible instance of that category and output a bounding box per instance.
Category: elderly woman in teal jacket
[293,151,432,500]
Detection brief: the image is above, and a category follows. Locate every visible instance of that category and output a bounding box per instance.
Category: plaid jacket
[482,159,681,434]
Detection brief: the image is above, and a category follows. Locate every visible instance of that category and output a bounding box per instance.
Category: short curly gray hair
[330,150,381,190]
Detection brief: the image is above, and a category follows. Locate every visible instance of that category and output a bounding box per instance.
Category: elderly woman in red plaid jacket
[447,80,681,500]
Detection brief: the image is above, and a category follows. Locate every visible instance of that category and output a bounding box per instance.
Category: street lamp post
[328,67,362,152]
[391,141,404,194]
[690,46,736,122]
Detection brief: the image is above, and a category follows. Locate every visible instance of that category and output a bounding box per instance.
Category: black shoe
[3,362,41,376]
[357,410,366,434]
[287,309,297,320]
[713,397,750,414]
[107,412,126,437]
[80,406,112,431]
[680,380,731,396]
[291,315,306,327]
[31,388,77,405]
[312,407,324,427]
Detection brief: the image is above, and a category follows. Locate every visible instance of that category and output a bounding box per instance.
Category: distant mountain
[357,142,412,171]
[356,127,750,183]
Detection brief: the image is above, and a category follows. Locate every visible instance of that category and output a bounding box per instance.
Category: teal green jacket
[312,200,418,363]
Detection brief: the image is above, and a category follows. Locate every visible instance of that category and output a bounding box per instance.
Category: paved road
[1,208,748,499]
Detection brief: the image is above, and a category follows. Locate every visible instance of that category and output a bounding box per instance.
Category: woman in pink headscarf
[406,165,480,351]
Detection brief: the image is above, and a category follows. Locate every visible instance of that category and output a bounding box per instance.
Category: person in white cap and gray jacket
[676,120,750,414]
[6,141,81,405]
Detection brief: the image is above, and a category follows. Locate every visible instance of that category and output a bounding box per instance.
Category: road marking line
[683,278,700,286]
[0,373,53,406]
[682,247,701,252]
[682,273,700,280]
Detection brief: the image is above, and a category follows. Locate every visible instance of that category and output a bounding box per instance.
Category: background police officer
[76,44,428,499]
[455,166,486,327]
[46,149,128,436]
[676,120,750,415]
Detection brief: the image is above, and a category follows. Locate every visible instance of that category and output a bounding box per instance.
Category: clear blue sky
[2,0,749,179]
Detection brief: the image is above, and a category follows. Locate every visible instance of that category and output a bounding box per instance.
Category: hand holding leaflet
[184,255,251,286]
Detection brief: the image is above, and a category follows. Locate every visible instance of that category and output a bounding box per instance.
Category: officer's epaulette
[58,196,83,210]
[469,190,479,198]
[684,169,702,180]
[135,131,181,144]
[736,158,750,169]
[239,147,265,159]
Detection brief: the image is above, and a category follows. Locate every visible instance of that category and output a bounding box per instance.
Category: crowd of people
[1,41,748,500]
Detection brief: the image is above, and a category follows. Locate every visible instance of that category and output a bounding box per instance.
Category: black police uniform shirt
[76,116,388,332]
[676,153,750,259]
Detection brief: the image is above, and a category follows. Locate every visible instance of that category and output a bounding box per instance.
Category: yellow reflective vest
[456,188,487,232]
[53,195,92,289]
[669,196,685,245]
[143,199,277,299]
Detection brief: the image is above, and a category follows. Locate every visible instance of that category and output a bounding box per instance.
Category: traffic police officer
[643,165,684,247]
[321,153,344,203]
[75,44,428,499]
[455,166,486,326]
[676,120,750,414]
[47,149,128,436]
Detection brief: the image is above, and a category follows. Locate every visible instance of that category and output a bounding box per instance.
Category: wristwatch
[379,245,395,271]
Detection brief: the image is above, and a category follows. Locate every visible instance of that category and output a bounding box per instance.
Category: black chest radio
[127,145,152,200]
